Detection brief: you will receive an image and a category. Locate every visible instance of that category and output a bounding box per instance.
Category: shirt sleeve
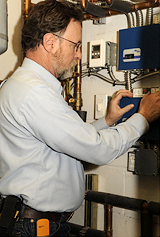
[92,117,109,130]
[20,84,149,166]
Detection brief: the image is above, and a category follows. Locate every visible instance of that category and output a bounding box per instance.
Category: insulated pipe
[81,0,131,17]
[105,0,133,13]
[141,202,153,237]
[81,0,133,13]
[68,198,159,237]
[85,191,159,237]
[23,0,160,20]
[148,202,160,216]
[86,191,148,211]
[68,223,105,237]
[81,0,160,19]
[85,190,160,215]
[81,0,108,17]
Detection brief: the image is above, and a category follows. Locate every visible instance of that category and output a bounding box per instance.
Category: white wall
[0,1,159,236]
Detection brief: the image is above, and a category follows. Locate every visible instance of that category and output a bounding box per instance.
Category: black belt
[22,205,73,222]
[0,197,73,223]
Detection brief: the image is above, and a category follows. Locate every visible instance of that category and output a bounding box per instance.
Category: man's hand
[138,90,160,123]
[105,89,134,127]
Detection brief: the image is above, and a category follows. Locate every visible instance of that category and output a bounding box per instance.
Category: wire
[81,67,159,86]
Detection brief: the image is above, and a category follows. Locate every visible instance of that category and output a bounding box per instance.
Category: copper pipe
[106,0,112,5]
[81,0,86,10]
[105,204,113,237]
[81,0,159,19]
[83,14,99,20]
[76,60,81,94]
[75,59,83,111]
[23,0,160,22]
[83,9,120,20]
[99,9,119,16]
[141,201,149,213]
[22,0,35,59]
[132,1,160,11]
[22,0,32,23]
[24,0,31,15]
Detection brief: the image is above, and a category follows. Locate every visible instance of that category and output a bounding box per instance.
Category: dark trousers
[11,218,71,237]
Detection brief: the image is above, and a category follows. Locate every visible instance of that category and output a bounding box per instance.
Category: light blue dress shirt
[0,58,149,212]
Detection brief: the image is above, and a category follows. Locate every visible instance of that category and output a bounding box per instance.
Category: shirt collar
[21,57,62,93]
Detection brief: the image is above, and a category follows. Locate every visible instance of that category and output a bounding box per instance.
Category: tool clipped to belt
[0,195,22,236]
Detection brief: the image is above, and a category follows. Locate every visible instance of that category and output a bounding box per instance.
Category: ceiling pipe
[81,0,109,17]
[91,0,159,4]
[132,1,160,11]
[22,0,159,20]
[81,0,160,18]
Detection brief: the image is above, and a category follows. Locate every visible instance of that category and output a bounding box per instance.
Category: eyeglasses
[52,33,82,52]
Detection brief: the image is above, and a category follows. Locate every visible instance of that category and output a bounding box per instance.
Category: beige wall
[0,1,159,236]
[0,0,22,80]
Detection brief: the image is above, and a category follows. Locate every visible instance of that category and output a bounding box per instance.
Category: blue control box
[118,97,141,123]
[118,24,160,70]
[118,97,160,141]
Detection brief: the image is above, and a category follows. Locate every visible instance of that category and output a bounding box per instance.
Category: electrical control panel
[118,87,160,141]
[118,24,160,70]
[118,97,142,123]
[133,87,159,97]
[89,39,106,67]
[106,42,117,66]
[128,149,159,176]
[89,40,117,67]
[120,88,160,176]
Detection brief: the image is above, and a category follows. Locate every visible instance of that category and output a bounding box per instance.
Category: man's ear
[43,33,56,52]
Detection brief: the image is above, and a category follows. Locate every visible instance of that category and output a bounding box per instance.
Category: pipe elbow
[81,0,86,10]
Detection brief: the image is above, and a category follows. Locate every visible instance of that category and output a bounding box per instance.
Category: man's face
[52,19,82,80]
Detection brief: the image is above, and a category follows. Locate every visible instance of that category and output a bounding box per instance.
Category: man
[0,0,159,236]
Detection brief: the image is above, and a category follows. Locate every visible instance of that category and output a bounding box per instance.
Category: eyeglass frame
[52,33,82,52]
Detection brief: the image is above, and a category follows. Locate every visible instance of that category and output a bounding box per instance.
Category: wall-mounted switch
[94,94,110,119]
